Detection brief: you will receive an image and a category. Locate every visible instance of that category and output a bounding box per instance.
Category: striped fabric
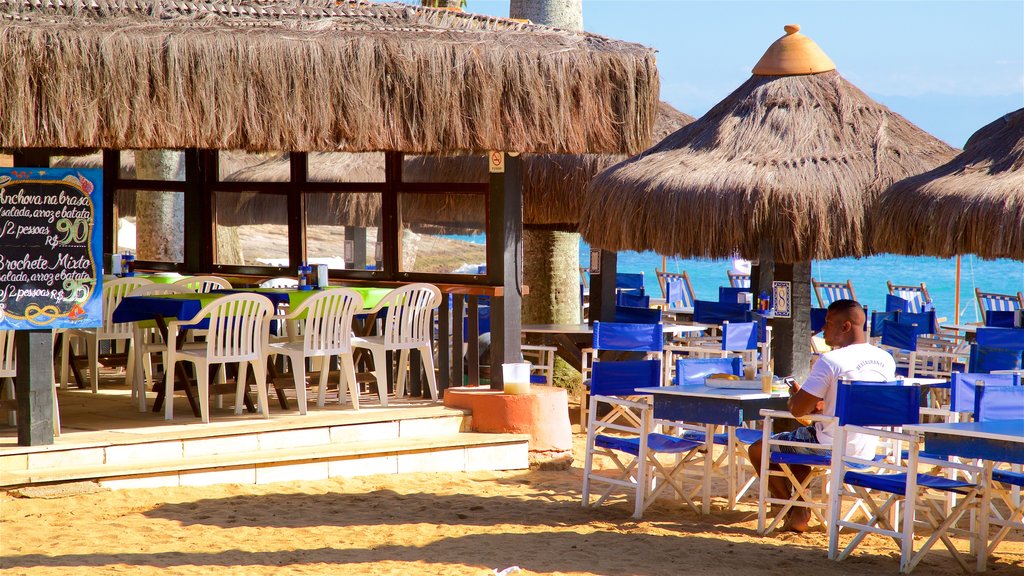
[976,289,1024,323]
[657,271,695,308]
[727,271,751,288]
[893,289,927,313]
[812,278,856,308]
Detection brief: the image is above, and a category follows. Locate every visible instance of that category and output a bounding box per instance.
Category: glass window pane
[219,151,288,182]
[116,189,185,263]
[401,154,488,183]
[399,192,486,274]
[214,191,288,267]
[307,152,386,183]
[121,150,186,181]
[305,192,382,270]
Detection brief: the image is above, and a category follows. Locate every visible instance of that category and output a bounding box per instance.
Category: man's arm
[788,386,823,418]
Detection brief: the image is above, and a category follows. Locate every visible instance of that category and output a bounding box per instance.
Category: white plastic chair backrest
[378,283,442,346]
[196,294,272,363]
[259,277,299,289]
[297,289,363,356]
[174,275,232,293]
[101,277,153,337]
[128,283,194,297]
[0,330,15,378]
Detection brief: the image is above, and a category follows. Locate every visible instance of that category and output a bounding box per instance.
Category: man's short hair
[827,299,862,316]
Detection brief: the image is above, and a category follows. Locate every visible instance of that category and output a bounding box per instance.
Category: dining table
[113,286,394,417]
[636,382,790,514]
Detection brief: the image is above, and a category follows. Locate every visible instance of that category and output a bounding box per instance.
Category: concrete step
[0,432,530,489]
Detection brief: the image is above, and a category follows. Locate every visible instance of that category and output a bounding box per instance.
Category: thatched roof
[402,101,696,229]
[871,108,1024,260]
[580,27,957,263]
[0,0,658,155]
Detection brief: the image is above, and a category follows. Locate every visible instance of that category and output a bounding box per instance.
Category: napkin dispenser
[315,264,329,289]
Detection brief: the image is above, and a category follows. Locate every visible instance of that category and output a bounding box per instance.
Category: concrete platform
[0,377,529,489]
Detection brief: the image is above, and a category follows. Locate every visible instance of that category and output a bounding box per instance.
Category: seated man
[748,299,896,532]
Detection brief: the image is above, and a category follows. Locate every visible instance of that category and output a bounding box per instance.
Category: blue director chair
[973,384,1024,569]
[581,334,704,518]
[969,327,1024,373]
[580,322,664,432]
[827,381,982,573]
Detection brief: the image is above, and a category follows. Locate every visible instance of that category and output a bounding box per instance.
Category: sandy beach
[3,434,1022,576]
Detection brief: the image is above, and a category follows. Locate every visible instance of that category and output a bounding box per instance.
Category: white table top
[665,306,695,315]
[520,323,707,336]
[902,377,949,386]
[905,420,1024,443]
[939,323,981,333]
[636,384,787,401]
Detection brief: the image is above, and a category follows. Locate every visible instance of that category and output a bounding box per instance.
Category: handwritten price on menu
[0,169,102,329]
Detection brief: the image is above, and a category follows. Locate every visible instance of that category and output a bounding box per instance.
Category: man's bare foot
[782,509,811,533]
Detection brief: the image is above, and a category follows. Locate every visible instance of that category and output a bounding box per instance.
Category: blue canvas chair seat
[827,381,982,574]
[581,350,706,519]
[595,433,704,456]
[843,472,975,496]
[684,427,764,446]
[992,469,1024,486]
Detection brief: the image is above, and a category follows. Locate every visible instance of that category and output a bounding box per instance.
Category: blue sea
[443,234,1024,324]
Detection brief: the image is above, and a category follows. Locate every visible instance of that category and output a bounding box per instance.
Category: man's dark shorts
[770,425,830,456]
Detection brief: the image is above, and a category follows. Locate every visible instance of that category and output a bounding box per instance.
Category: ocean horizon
[443,233,1023,324]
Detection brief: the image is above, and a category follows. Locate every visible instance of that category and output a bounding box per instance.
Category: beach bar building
[0,0,658,485]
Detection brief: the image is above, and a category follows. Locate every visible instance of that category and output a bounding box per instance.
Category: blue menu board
[0,168,103,330]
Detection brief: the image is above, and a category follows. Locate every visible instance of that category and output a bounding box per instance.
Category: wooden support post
[11,150,55,446]
[589,250,617,324]
[487,153,523,390]
[14,331,54,446]
[770,261,812,381]
[345,226,368,270]
[183,149,206,272]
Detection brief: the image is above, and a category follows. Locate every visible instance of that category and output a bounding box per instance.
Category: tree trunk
[510,0,582,29]
[133,150,184,262]
[512,0,584,393]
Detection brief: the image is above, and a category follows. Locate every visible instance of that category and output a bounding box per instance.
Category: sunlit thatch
[581,71,957,262]
[872,108,1024,260]
[0,0,658,155]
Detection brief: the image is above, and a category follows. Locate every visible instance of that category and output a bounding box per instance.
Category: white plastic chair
[164,293,273,423]
[174,275,232,293]
[352,283,442,406]
[126,283,195,411]
[259,277,299,289]
[60,276,152,392]
[267,289,364,414]
[1,330,60,435]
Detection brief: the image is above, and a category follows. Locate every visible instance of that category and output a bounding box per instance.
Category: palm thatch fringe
[581,71,958,263]
[0,0,658,155]
[871,108,1024,260]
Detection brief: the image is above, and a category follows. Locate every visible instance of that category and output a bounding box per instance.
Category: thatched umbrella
[872,108,1024,261]
[580,24,958,378]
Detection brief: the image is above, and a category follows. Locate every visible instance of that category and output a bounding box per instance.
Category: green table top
[246,286,391,311]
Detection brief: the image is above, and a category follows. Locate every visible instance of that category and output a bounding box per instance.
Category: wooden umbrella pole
[954,255,962,324]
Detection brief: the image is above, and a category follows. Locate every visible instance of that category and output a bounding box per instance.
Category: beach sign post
[0,167,103,445]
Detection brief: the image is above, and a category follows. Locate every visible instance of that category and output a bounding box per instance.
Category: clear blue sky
[458,0,1024,147]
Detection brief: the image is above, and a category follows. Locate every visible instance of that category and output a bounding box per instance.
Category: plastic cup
[502,362,531,395]
[743,364,756,381]
[761,373,773,394]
